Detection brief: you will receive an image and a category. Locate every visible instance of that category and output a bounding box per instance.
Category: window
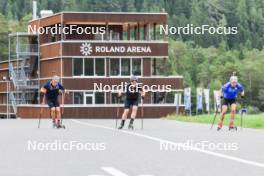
[73,92,105,104]
[73,58,83,76]
[74,92,84,104]
[85,92,93,104]
[110,30,120,40]
[111,93,124,104]
[132,59,141,76]
[110,58,120,76]
[84,58,94,76]
[95,92,105,104]
[73,58,105,76]
[152,58,168,76]
[151,92,180,104]
[95,58,105,76]
[110,58,142,76]
[121,58,130,76]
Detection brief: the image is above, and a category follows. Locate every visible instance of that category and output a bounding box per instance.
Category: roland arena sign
[62,42,168,57]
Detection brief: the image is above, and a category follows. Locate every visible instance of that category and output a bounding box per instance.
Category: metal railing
[16,44,38,54]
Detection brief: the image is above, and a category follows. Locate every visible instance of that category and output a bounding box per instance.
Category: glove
[241,95,245,99]
[220,96,223,99]
[141,96,145,100]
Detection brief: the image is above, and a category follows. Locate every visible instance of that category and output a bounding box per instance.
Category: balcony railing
[16,44,39,54]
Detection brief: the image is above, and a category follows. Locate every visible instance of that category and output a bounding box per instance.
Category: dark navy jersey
[43,81,64,100]
[222,82,244,99]
[125,83,143,100]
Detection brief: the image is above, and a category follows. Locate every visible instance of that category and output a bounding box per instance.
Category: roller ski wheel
[229,126,237,131]
[128,124,134,130]
[118,125,124,130]
[56,124,66,129]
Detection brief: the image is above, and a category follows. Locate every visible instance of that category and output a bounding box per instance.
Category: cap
[230,76,238,83]
[52,75,60,82]
[130,75,138,82]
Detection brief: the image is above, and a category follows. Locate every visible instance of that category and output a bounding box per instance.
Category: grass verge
[165,113,264,129]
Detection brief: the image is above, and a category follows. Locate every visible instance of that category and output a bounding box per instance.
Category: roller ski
[118,120,125,130]
[217,123,222,131]
[128,123,134,130]
[128,118,135,130]
[55,122,66,129]
[229,126,237,131]
[52,121,56,128]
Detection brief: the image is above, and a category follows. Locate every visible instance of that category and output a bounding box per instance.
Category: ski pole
[210,105,218,130]
[61,92,66,125]
[38,94,45,128]
[240,97,246,130]
[116,96,120,128]
[141,97,144,130]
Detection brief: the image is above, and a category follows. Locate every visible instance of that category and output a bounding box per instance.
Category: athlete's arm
[40,87,47,94]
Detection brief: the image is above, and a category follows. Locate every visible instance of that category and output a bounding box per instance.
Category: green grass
[165,113,264,129]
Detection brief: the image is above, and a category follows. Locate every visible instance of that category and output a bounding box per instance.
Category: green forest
[0,0,264,112]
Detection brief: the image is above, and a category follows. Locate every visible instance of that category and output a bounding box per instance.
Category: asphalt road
[0,118,264,176]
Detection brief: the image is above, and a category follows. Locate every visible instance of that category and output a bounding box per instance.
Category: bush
[247,106,261,114]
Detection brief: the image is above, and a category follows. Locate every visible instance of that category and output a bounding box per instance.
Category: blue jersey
[43,81,64,100]
[222,82,244,100]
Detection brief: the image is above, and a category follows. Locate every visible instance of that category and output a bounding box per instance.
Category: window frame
[72,57,106,77]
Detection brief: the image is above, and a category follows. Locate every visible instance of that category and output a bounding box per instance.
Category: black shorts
[223,99,236,106]
[124,99,138,109]
[47,99,60,108]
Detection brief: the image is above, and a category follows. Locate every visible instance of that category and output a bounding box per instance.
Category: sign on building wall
[62,42,168,57]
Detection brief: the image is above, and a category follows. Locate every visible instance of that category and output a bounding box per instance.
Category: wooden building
[0,12,184,119]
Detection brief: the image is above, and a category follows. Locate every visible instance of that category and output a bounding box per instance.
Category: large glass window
[73,58,105,76]
[95,58,105,76]
[95,92,105,104]
[111,93,125,104]
[132,59,142,76]
[121,58,130,76]
[73,58,83,76]
[74,92,84,104]
[151,92,180,104]
[152,58,168,76]
[84,58,94,76]
[73,92,105,104]
[110,58,120,76]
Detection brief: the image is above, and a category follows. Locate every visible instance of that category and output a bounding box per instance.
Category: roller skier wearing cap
[217,75,245,131]
[118,76,145,130]
[40,75,68,128]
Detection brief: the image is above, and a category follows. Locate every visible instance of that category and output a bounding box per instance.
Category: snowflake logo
[80,42,92,56]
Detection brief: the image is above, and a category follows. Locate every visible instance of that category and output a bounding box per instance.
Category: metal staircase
[8,33,40,117]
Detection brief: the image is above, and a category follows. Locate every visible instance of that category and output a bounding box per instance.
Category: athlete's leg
[55,107,61,126]
[118,108,130,129]
[218,105,228,128]
[131,105,138,118]
[229,103,237,127]
[50,107,56,123]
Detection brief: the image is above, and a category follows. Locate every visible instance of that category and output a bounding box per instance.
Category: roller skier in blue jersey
[217,75,245,131]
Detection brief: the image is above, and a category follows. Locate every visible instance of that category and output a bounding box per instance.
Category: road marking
[102,167,128,176]
[88,167,153,176]
[72,119,264,169]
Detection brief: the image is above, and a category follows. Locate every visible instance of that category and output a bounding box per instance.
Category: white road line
[72,119,264,169]
[101,167,128,176]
